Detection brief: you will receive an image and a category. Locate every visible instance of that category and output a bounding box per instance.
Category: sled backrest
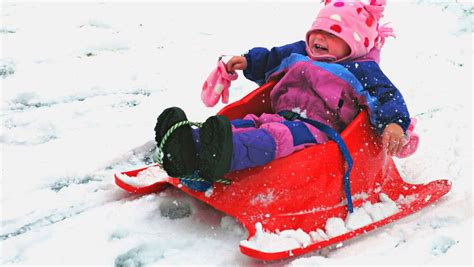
[217,80,277,120]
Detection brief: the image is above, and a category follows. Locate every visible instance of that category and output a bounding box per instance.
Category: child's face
[308,30,351,61]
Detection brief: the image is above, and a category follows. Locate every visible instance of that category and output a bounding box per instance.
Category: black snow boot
[154,107,198,178]
[199,115,233,182]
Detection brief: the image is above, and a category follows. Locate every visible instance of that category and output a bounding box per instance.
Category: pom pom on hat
[365,0,386,21]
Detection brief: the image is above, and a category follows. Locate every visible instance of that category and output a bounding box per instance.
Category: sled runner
[115,80,451,261]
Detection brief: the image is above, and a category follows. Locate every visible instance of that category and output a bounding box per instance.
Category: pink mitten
[395,118,419,158]
[201,60,238,107]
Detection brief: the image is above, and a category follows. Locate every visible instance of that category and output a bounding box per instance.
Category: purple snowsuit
[226,54,365,171]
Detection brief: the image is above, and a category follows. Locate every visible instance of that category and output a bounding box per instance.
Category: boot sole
[154,107,197,177]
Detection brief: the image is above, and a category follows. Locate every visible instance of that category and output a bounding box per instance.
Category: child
[155,0,415,190]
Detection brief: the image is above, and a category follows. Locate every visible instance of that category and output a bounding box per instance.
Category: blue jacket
[242,41,411,132]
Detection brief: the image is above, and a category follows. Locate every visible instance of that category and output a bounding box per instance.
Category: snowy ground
[1,1,472,266]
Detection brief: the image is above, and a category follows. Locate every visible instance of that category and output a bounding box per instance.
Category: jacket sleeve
[343,61,411,133]
[243,40,307,85]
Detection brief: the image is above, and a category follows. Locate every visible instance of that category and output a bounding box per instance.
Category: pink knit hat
[306,0,395,62]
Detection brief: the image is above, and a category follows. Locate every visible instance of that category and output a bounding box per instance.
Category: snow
[241,193,400,252]
[291,107,308,118]
[325,217,349,238]
[115,165,168,187]
[1,0,472,266]
[240,223,305,252]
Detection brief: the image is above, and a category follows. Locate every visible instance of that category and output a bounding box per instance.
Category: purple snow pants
[193,113,326,172]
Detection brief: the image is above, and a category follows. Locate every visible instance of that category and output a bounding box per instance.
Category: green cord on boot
[155,120,231,185]
[179,175,231,185]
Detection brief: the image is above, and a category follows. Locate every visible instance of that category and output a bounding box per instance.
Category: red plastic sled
[115,80,451,261]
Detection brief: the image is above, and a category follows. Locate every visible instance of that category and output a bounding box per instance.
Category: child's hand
[226,56,247,72]
[382,123,405,156]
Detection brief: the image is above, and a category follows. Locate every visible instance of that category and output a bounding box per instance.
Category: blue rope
[279,111,354,213]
